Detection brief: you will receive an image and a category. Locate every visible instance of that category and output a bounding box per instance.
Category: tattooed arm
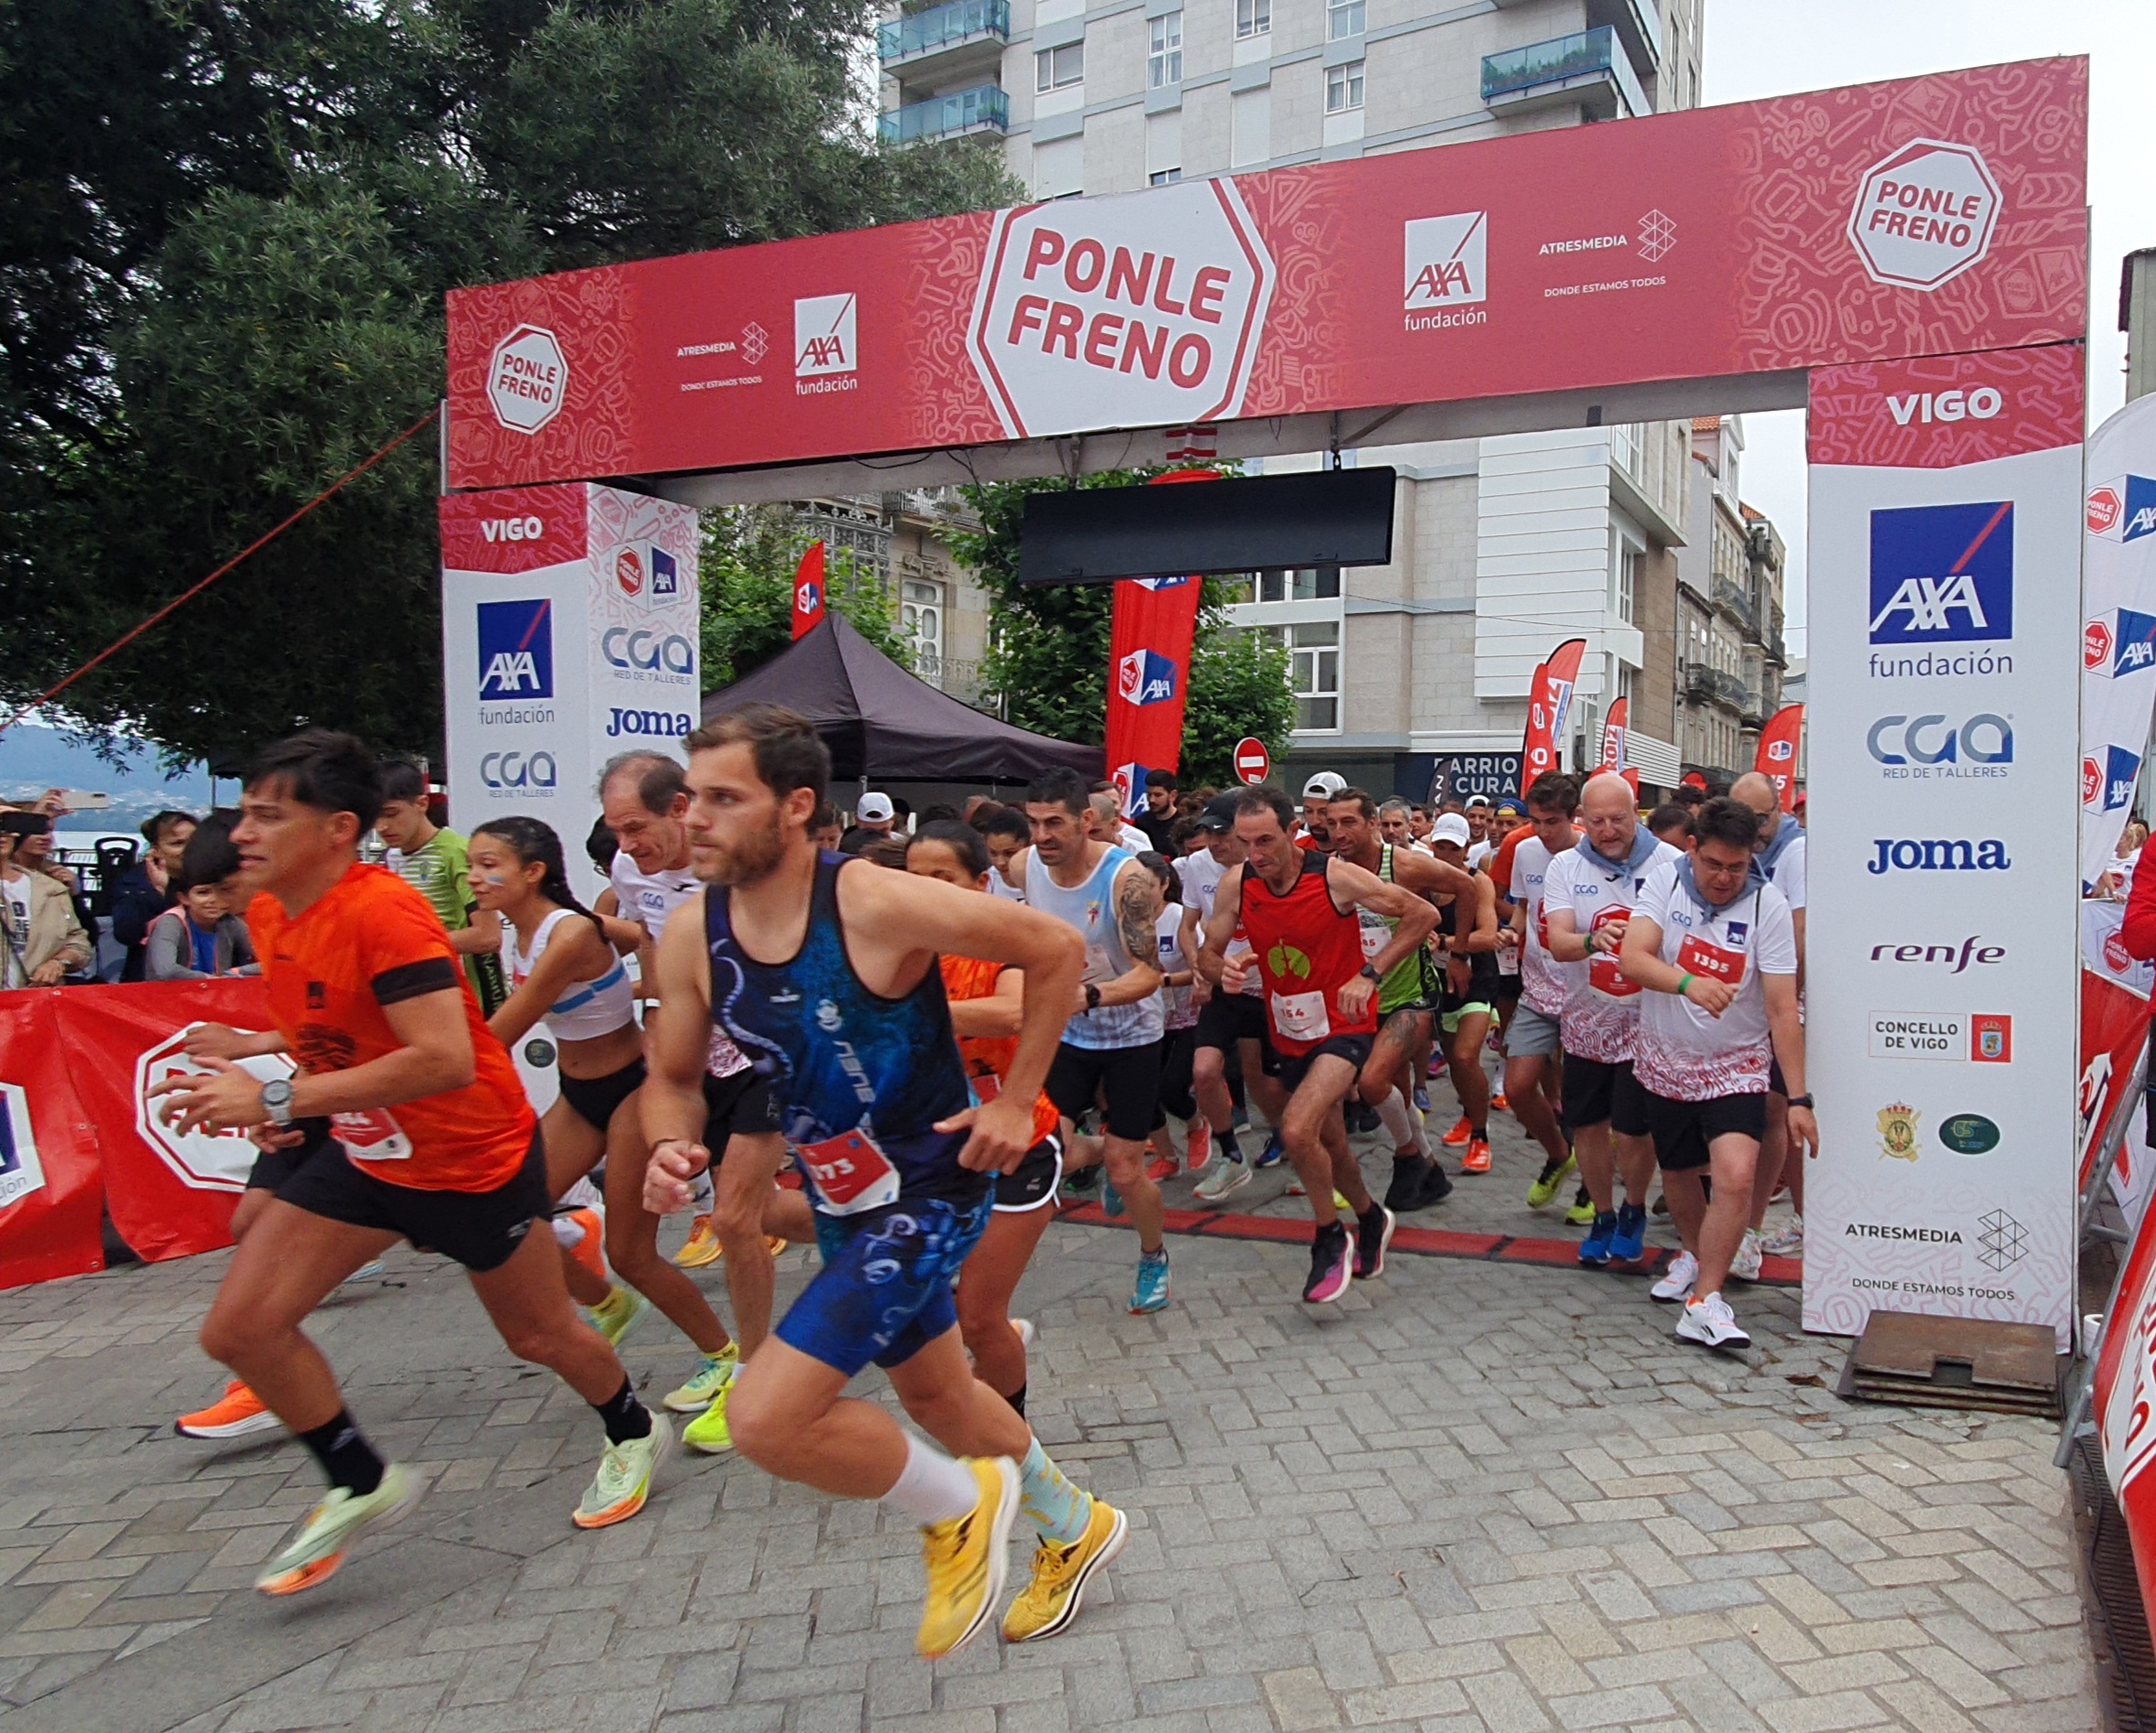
[1077,857,1167,1013]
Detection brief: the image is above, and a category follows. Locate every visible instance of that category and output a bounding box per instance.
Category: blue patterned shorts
[776,1192,995,1377]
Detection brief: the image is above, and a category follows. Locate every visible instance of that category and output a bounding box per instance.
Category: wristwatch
[1359,963,1382,984]
[1084,983,1103,1012]
[261,1077,296,1127]
[1785,1093,1815,1109]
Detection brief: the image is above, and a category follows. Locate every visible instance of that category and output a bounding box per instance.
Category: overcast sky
[1700,0,2154,662]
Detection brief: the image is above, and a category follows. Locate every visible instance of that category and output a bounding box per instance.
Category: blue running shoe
[1578,1211,1618,1267]
[1609,1202,1647,1264]
[1130,1249,1170,1314]
[1102,1179,1126,1219]
[1412,1086,1432,1114]
[1253,1132,1286,1169]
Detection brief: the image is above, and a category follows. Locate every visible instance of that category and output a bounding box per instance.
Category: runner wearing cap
[1298,773,1345,852]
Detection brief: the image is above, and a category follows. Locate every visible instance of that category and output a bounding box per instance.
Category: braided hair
[471,817,604,943]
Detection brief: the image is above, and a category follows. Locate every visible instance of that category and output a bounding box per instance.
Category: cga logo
[1403,211,1487,308]
[2083,743,2141,813]
[1867,838,2011,875]
[795,294,857,378]
[2088,475,2156,544]
[2086,608,2156,678]
[602,629,694,674]
[482,517,544,543]
[1865,713,2010,767]
[481,750,556,790]
[477,598,554,700]
[1117,648,1178,706]
[1887,387,2002,425]
[1868,500,2012,646]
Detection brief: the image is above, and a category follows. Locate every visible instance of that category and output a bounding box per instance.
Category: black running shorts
[994,1136,1063,1213]
[1275,1033,1374,1098]
[558,1058,647,1135]
[276,1130,550,1273]
[702,1067,781,1158]
[1561,1055,1649,1136]
[1194,991,1283,1076]
[1046,1040,1163,1143]
[1642,1089,1766,1174]
[245,1117,334,1192]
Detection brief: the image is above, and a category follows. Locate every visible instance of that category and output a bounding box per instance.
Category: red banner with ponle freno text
[1520,640,1586,793]
[1754,705,1805,811]
[0,992,105,1290]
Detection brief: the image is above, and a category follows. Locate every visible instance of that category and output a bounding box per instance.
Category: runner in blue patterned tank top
[639,706,1127,1662]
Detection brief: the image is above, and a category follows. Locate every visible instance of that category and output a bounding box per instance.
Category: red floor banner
[0,992,104,1290]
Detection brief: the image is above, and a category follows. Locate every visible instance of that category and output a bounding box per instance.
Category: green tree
[948,471,1295,781]
[699,505,913,689]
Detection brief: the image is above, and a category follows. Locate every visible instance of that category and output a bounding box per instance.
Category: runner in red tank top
[1196,786,1437,1306]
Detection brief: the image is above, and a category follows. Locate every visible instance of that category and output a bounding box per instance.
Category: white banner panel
[440,482,701,902]
[1803,347,2084,1346]
[2079,394,2156,888]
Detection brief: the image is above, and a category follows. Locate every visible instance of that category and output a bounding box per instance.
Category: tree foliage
[948,471,1296,785]
[0,0,1019,762]
[698,506,913,690]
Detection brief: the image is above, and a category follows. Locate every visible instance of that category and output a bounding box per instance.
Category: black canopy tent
[699,616,1100,784]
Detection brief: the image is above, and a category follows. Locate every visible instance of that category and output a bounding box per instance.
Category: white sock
[1372,1087,1416,1153]
[1402,1088,1431,1157]
[884,1434,979,1527]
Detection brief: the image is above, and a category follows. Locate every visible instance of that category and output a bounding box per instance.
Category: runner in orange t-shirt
[904,821,1063,1420]
[153,730,669,1598]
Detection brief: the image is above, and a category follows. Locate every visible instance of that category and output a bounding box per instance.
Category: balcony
[1482,27,1647,121]
[879,0,1009,86]
[1684,663,1747,710]
[1711,577,1760,639]
[879,83,1008,145]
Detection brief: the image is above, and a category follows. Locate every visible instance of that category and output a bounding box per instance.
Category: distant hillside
[0,720,214,833]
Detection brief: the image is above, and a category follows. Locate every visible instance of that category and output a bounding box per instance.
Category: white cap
[1464,794,1493,809]
[1430,813,1472,847]
[856,792,894,823]
[1302,771,1348,800]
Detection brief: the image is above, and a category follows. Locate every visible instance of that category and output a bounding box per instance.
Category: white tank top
[504,908,635,1041]
[1024,845,1163,1049]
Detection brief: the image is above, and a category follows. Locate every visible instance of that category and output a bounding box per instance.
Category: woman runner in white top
[470,818,744,1419]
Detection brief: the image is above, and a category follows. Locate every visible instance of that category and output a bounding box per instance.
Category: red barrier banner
[1754,705,1805,812]
[51,981,287,1265]
[1520,640,1586,791]
[446,61,2085,492]
[0,993,105,1290]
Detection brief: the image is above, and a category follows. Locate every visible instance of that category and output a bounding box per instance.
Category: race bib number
[796,1127,901,1215]
[1676,932,1745,987]
[1270,988,1331,1044]
[1358,915,1389,963]
[336,1108,414,1161]
[1588,908,1639,1000]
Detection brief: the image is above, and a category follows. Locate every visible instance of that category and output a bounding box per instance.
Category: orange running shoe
[1440,1115,1473,1147]
[1461,1136,1493,1175]
[1491,1093,1510,1113]
[177,1379,281,1440]
[1184,1120,1211,1172]
[1146,1154,1180,1183]
[563,1206,608,1286]
[674,1213,722,1267]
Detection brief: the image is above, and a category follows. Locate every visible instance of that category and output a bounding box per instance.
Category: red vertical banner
[791,540,826,639]
[1105,469,1213,815]
[1754,704,1804,811]
[1519,639,1587,792]
[1597,695,1640,796]
[0,993,104,1291]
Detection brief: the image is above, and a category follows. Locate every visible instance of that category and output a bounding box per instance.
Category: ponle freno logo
[1118,648,1178,706]
[616,549,644,597]
[968,180,1275,441]
[794,294,857,388]
[1847,138,2001,291]
[487,325,568,434]
[2086,608,2156,678]
[1403,211,1486,324]
[2088,475,2156,544]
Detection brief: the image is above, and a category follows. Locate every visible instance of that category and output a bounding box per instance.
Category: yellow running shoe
[917,1457,1019,1659]
[1525,1150,1577,1209]
[663,1346,738,1414]
[255,1463,422,1596]
[1002,1496,1128,1642]
[682,1381,734,1454]
[588,1285,649,1349]
[573,1415,674,1529]
[673,1215,722,1268]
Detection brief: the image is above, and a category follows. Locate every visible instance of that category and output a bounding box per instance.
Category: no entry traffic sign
[1233,737,1269,785]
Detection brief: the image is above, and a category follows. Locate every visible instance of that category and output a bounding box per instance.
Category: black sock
[1005,1383,1027,1420]
[593,1377,653,1445]
[1215,1129,1244,1162]
[297,1408,385,1496]
[1470,1125,1485,1138]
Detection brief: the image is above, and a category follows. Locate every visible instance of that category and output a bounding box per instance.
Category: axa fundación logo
[1403,212,1487,331]
[794,294,857,393]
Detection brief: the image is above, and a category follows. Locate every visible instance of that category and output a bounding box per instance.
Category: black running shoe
[1353,1202,1396,1280]
[1410,1162,1453,1210]
[1383,1157,1424,1212]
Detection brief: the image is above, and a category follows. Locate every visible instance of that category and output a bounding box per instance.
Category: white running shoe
[1012,1318,1035,1350]
[1650,1249,1698,1303]
[1676,1290,1751,1350]
[1763,1216,1805,1258]
[1192,1158,1252,1205]
[1729,1229,1764,1284]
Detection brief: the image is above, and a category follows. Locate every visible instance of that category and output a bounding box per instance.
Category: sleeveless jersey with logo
[1024,845,1164,1049]
[705,854,982,1213]
[1368,844,1441,1015]
[1237,854,1375,1055]
[502,907,635,1042]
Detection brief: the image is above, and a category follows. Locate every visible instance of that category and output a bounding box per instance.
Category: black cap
[1197,792,1241,832]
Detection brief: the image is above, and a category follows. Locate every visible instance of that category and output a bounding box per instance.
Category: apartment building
[1672,415,1787,784]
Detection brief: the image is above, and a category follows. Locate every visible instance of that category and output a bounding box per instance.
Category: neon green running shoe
[255,1462,422,1596]
[683,1381,735,1454]
[589,1285,650,1349]
[575,1415,674,1529]
[1525,1150,1577,1209]
[663,1347,738,1414]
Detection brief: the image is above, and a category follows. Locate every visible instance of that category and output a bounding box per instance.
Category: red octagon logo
[2088,619,2115,671]
[134,1026,296,1192]
[488,325,570,435]
[2091,486,2124,535]
[968,179,1275,441]
[1847,139,2000,292]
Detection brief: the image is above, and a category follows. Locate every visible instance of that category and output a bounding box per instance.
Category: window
[1610,421,1641,479]
[1251,566,1341,603]
[1267,621,1340,730]
[1036,41,1083,92]
[1326,0,1364,38]
[1236,0,1270,38]
[901,580,943,677]
[1325,59,1364,113]
[1148,11,1181,88]
[1612,541,1640,625]
[1148,167,1181,185]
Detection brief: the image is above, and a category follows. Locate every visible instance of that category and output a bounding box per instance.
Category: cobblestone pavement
[0,1103,2097,1733]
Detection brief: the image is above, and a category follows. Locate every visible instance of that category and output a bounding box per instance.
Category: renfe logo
[2088,475,2156,544]
[477,598,554,700]
[795,294,857,381]
[1869,501,2012,646]
[968,180,1275,440]
[1868,936,2005,972]
[1847,138,2000,291]
[1118,648,1178,705]
[1403,212,1487,309]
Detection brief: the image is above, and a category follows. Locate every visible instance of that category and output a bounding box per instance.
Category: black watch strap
[1785,1093,1814,1109]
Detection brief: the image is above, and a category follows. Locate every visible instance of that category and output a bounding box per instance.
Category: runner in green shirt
[375,762,507,1013]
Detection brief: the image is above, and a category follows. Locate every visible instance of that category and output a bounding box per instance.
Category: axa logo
[795,294,857,378]
[1868,500,2012,647]
[1867,838,2011,875]
[2086,608,2156,679]
[1118,647,1178,706]
[477,598,554,701]
[2088,475,2156,544]
[481,516,544,544]
[2084,744,2141,813]
[1886,387,2003,425]
[601,629,695,675]
[1865,713,2011,767]
[650,548,679,598]
[481,749,557,790]
[1403,211,1487,308]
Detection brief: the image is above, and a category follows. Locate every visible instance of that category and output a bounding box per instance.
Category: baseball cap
[1197,792,1241,832]
[1494,799,1525,820]
[1301,771,1347,801]
[1464,794,1492,810]
[1430,813,1472,847]
[856,792,894,823]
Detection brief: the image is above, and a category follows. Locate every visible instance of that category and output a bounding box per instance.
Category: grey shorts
[1505,1002,1563,1059]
